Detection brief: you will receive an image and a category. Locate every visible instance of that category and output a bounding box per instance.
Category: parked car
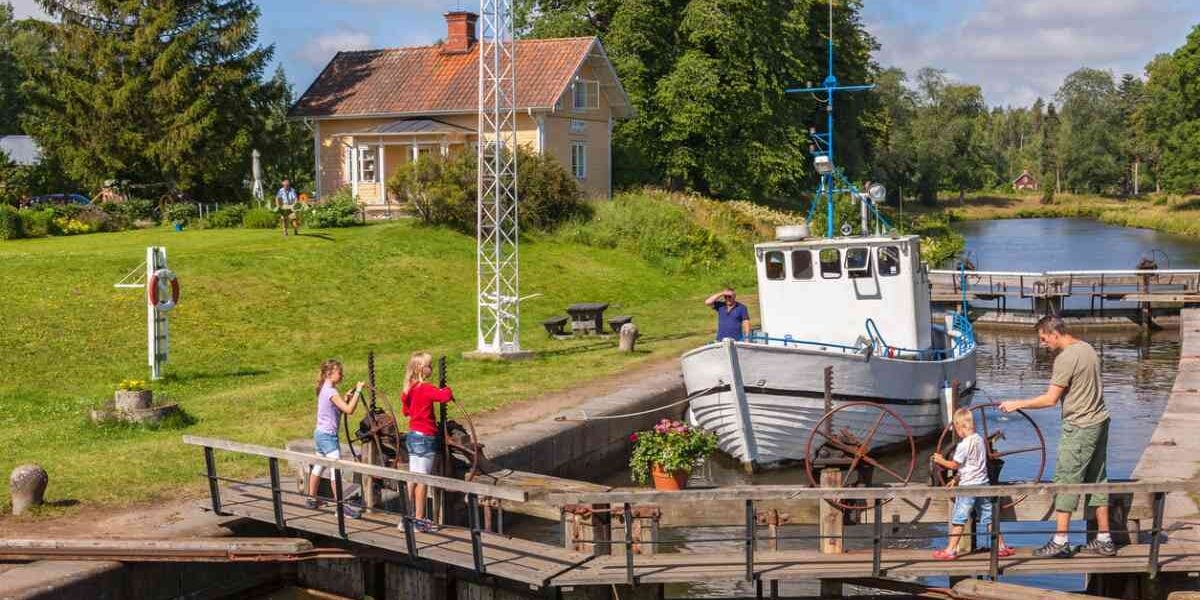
[24,193,92,208]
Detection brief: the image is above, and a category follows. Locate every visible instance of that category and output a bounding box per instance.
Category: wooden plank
[216,482,590,587]
[183,435,528,502]
[0,537,322,562]
[547,480,1198,505]
[953,579,1105,599]
[549,542,1200,586]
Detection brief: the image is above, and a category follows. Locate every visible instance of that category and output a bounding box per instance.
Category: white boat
[682,232,977,469]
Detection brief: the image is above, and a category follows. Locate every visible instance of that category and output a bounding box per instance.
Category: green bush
[104,198,157,224]
[242,207,278,229]
[204,204,247,228]
[18,208,59,237]
[0,205,24,240]
[304,189,361,228]
[387,148,588,233]
[164,203,197,225]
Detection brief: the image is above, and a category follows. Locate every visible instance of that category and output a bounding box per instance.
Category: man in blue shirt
[275,179,300,236]
[705,287,751,341]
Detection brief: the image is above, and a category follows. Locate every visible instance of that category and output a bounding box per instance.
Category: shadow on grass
[297,232,336,242]
[86,407,198,432]
[1169,197,1200,212]
[536,330,707,358]
[159,368,269,384]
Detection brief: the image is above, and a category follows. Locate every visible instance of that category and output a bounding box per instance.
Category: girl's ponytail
[316,359,342,397]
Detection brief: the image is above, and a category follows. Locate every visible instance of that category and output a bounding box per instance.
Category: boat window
[765,251,785,280]
[846,247,872,278]
[878,246,901,276]
[791,250,813,280]
[819,248,841,279]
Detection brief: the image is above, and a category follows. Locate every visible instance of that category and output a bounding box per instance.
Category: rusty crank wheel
[933,402,1047,509]
[804,402,917,511]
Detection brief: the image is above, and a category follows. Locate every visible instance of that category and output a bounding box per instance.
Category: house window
[878,246,901,277]
[358,145,378,182]
[570,119,587,134]
[819,248,841,279]
[573,80,599,110]
[765,251,785,280]
[791,250,813,280]
[846,247,872,279]
[570,141,587,180]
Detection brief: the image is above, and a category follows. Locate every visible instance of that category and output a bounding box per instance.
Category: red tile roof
[292,38,599,118]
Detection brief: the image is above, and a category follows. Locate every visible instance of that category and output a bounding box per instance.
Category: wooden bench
[607,315,633,333]
[541,316,568,337]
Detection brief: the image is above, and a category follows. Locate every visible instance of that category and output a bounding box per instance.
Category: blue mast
[786,1,874,238]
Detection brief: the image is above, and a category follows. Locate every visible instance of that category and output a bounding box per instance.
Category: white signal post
[114,246,177,380]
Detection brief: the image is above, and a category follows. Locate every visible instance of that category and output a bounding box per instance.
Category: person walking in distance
[1001,315,1114,557]
[276,179,300,236]
[705,286,751,341]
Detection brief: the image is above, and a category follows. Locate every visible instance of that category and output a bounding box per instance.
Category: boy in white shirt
[931,408,1013,560]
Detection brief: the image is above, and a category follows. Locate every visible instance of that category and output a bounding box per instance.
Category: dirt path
[0,355,683,538]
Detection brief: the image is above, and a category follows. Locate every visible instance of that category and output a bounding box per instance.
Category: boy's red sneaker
[933,549,958,561]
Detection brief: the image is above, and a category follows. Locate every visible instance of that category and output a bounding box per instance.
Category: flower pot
[650,464,689,491]
[115,389,153,412]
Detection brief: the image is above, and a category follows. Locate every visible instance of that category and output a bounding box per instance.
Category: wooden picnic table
[566,302,608,335]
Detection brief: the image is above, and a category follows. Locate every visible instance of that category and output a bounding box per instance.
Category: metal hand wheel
[804,401,917,511]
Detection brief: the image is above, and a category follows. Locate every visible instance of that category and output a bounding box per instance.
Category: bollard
[619,322,640,353]
[10,464,48,516]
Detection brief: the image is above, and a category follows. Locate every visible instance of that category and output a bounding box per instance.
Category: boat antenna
[786,0,875,238]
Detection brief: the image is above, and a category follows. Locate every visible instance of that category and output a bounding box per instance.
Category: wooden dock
[928,269,1200,309]
[185,435,1200,591]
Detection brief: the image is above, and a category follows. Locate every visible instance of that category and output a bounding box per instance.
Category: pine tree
[260,66,314,194]
[1040,103,1059,203]
[0,3,27,134]
[21,0,273,198]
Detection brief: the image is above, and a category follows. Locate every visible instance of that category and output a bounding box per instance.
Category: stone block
[10,463,47,515]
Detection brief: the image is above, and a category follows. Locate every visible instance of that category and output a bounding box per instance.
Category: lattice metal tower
[476,0,522,354]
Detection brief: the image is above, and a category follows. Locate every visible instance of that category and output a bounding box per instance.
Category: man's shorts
[406,431,439,474]
[311,430,340,479]
[1053,419,1109,513]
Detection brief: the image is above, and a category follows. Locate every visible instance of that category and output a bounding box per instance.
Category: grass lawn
[902,192,1200,237]
[0,221,735,515]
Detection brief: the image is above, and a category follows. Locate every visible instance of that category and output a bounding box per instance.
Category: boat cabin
[754,234,932,351]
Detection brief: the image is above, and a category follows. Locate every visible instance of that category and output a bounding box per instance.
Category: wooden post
[563,504,612,556]
[362,441,378,510]
[819,469,844,555]
[816,465,844,600]
[619,322,639,353]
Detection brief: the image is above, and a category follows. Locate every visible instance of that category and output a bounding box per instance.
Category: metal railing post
[745,499,755,582]
[203,446,223,515]
[624,502,635,586]
[988,496,1000,580]
[469,493,486,574]
[333,468,347,539]
[872,499,883,577]
[1149,491,1166,579]
[268,457,285,532]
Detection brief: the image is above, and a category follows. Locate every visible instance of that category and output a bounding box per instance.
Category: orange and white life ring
[147,268,180,312]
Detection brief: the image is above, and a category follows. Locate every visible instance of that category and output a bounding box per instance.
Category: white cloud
[293,25,373,68]
[9,0,48,19]
[866,0,1200,106]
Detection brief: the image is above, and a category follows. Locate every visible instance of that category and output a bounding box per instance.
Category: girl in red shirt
[401,351,452,528]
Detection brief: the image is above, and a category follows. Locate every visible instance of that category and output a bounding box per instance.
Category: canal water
[511,218,1187,597]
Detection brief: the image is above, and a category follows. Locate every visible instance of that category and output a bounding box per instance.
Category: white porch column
[378,136,386,203]
[313,120,322,197]
[440,141,448,156]
[411,142,419,162]
[536,115,546,153]
[349,135,358,199]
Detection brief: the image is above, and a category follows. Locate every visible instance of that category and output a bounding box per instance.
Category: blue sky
[10,0,1200,107]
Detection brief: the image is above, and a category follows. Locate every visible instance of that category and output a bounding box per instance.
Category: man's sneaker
[305,497,323,510]
[1033,539,1074,558]
[341,504,362,520]
[1078,538,1117,557]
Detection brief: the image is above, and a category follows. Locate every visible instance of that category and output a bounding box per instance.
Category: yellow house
[290,11,633,213]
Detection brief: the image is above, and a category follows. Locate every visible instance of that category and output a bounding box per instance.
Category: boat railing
[745,333,866,355]
[864,314,975,361]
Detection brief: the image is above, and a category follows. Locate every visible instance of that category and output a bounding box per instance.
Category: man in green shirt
[1000,315,1114,558]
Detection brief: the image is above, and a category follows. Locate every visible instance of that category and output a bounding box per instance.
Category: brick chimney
[442,11,478,54]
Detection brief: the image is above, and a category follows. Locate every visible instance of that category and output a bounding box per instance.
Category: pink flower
[629,433,639,442]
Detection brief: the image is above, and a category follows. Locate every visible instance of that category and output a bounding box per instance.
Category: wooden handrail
[546,479,1197,505]
[182,435,528,502]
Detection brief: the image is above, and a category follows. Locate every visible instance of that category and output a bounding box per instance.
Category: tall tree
[519,0,878,202]
[1055,68,1123,194]
[1040,102,1060,202]
[0,2,30,134]
[1141,26,1200,194]
[1117,73,1147,195]
[21,0,274,198]
[260,66,314,193]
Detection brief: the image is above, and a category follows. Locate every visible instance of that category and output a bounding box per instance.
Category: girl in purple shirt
[305,359,364,511]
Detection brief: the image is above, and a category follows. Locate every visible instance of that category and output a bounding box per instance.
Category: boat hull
[682,341,977,467]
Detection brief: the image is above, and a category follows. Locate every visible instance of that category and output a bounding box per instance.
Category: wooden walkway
[928,269,1200,305]
[187,435,1200,591]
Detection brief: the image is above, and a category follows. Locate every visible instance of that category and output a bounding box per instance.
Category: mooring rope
[553,384,725,422]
